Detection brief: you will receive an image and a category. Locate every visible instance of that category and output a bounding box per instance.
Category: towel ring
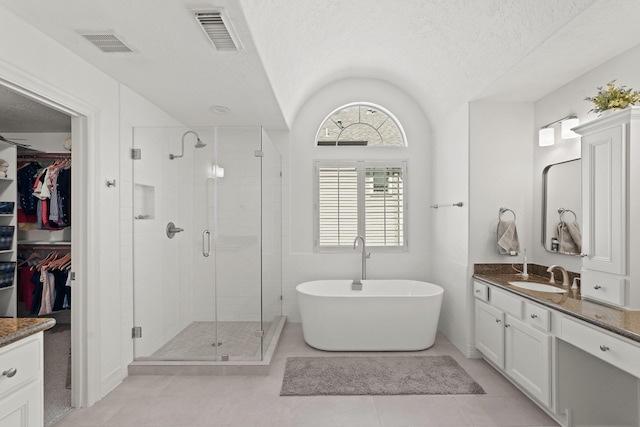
[499,207,516,222]
[558,208,577,222]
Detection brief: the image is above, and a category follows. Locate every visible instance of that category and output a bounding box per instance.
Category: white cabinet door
[581,123,626,275]
[0,379,41,427]
[505,314,551,406]
[475,299,504,369]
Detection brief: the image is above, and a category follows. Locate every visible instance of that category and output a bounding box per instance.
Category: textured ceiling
[1,0,640,132]
[238,0,602,124]
[0,86,71,132]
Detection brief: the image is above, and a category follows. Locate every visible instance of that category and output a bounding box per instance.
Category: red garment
[19,266,35,312]
[17,207,37,224]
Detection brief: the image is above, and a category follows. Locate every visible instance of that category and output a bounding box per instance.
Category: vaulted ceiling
[1,0,640,131]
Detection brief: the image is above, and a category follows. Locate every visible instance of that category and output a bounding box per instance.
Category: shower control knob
[166,222,185,239]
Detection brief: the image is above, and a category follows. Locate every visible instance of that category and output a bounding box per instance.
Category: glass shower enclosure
[132,126,282,361]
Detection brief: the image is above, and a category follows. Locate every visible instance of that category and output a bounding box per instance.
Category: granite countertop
[0,318,56,348]
[473,267,640,344]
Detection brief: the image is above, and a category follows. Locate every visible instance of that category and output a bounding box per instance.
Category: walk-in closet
[0,84,73,426]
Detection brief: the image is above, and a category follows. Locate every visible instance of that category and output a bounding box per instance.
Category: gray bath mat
[280,355,485,396]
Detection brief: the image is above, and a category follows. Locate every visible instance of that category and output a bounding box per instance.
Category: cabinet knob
[599,345,610,352]
[594,285,602,290]
[475,290,481,294]
[495,319,501,323]
[2,368,16,378]
[505,324,511,328]
[530,314,538,319]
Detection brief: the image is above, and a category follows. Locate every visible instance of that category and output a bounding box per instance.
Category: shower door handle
[203,230,211,257]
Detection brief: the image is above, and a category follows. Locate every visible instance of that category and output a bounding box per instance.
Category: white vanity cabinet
[574,107,640,309]
[474,282,552,407]
[0,333,44,427]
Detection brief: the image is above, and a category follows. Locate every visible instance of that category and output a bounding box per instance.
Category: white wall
[533,43,640,273]
[430,102,470,354]
[0,5,187,404]
[432,101,534,357]
[435,44,640,358]
[283,77,432,322]
[0,6,121,403]
[467,103,534,357]
[469,102,535,263]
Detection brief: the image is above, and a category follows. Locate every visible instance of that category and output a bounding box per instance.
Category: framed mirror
[542,159,582,255]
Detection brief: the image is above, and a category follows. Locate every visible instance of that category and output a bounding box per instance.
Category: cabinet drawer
[473,281,488,302]
[580,271,626,306]
[524,302,551,332]
[490,288,522,318]
[0,334,41,397]
[560,316,640,378]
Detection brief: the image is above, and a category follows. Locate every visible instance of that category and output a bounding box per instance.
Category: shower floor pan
[128,315,286,375]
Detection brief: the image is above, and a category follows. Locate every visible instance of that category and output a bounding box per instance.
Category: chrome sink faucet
[352,236,370,290]
[547,265,570,288]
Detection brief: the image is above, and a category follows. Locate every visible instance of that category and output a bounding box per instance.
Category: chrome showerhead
[170,130,206,159]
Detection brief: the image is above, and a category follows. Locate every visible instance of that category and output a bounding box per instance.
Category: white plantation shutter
[365,167,404,246]
[318,166,358,246]
[316,161,406,250]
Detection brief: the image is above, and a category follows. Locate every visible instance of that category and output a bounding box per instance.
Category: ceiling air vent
[194,10,241,52]
[79,31,134,53]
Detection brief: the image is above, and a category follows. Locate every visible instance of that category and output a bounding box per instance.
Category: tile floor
[148,321,264,361]
[54,323,559,427]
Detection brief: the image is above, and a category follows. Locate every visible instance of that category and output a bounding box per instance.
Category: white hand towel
[557,221,582,254]
[497,220,520,255]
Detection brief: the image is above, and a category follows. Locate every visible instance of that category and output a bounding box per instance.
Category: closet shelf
[18,241,71,249]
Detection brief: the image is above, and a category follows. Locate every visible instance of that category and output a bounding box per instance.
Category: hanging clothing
[16,161,41,215]
[18,250,71,316]
[18,159,71,230]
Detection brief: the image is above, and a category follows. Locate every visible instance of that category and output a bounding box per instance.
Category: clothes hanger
[35,252,59,271]
[48,253,71,270]
[17,252,41,267]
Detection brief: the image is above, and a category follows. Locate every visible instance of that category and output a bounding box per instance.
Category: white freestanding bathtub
[296,280,444,351]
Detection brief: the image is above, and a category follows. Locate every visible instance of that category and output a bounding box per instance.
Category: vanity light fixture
[561,117,580,139]
[539,127,555,147]
[538,115,579,146]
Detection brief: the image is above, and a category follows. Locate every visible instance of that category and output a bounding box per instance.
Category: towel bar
[430,202,463,209]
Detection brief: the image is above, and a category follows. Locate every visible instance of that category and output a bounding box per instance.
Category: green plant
[585,80,640,114]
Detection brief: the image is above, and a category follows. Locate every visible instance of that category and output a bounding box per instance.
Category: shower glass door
[132,126,264,361]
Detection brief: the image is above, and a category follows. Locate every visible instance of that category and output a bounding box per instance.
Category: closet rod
[17,153,71,160]
[18,242,71,250]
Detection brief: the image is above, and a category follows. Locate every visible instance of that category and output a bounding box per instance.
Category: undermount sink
[508,281,568,293]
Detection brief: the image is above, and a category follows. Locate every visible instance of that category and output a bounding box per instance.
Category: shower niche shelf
[134,184,155,220]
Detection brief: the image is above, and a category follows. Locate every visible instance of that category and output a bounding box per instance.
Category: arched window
[316,103,407,147]
[313,103,408,251]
